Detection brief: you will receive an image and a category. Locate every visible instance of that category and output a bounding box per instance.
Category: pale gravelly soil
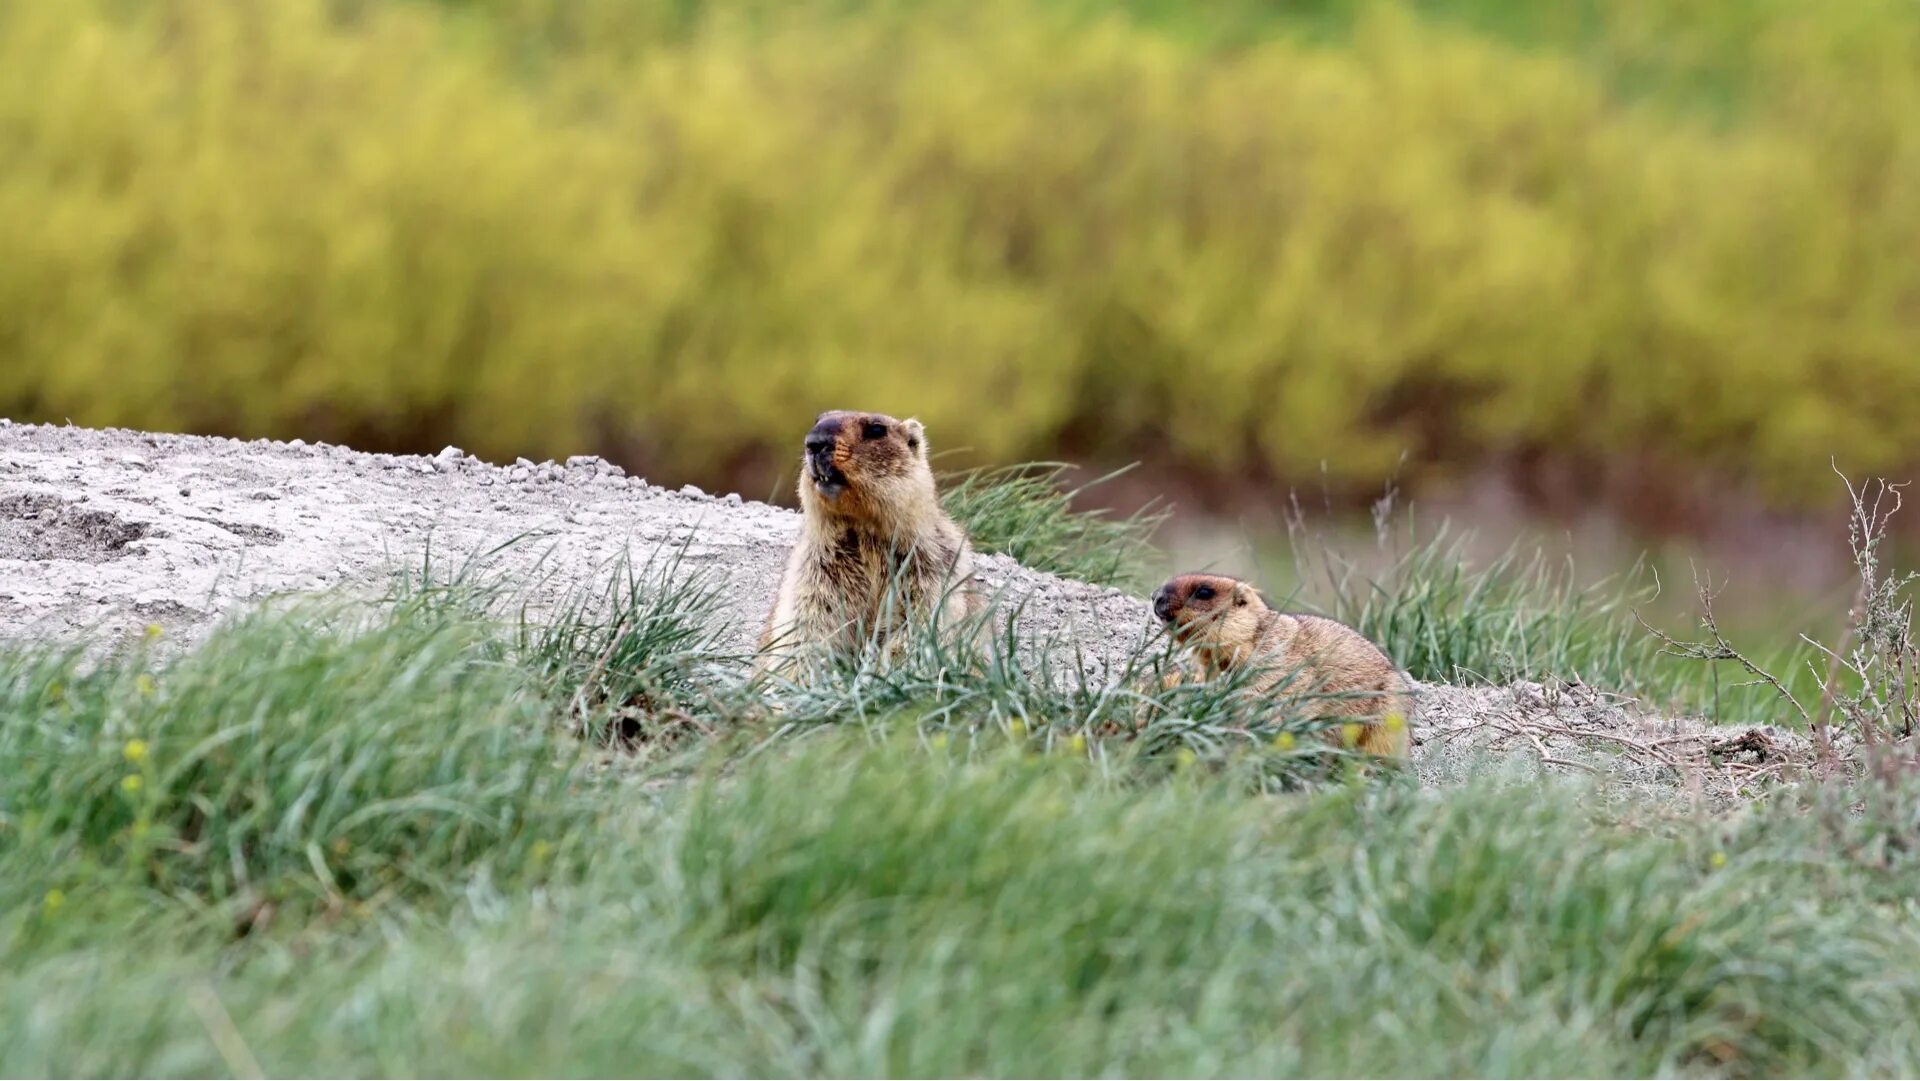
[0,421,1804,797]
[0,421,1148,669]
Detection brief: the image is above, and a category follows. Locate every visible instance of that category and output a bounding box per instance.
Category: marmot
[758,410,983,674]
[1151,573,1412,756]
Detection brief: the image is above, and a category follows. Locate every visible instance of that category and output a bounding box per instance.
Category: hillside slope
[0,420,1799,794]
[0,421,1140,661]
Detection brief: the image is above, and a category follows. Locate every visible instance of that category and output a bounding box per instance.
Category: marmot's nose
[804,433,835,458]
[1152,586,1176,622]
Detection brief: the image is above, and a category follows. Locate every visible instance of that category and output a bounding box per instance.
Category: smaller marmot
[758,410,983,674]
[1151,573,1412,756]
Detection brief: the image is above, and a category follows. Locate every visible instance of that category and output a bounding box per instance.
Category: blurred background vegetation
[3,0,1917,604]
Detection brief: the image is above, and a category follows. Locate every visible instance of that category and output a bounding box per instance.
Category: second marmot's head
[1152,572,1270,646]
[798,410,935,519]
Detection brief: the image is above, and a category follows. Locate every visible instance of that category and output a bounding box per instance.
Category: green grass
[1272,518,1827,723]
[517,549,744,747]
[0,595,587,918]
[1292,523,1662,688]
[941,461,1166,589]
[7,623,1920,1076]
[0,469,1899,1075]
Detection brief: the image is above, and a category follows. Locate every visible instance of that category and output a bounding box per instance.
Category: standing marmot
[1151,573,1412,756]
[758,410,983,674]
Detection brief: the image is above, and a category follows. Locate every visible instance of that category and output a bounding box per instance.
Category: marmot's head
[798,410,935,519]
[1152,573,1270,649]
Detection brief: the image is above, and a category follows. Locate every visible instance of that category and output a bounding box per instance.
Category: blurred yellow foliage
[2,0,1917,503]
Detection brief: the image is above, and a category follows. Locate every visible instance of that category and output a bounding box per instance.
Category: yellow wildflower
[1340,723,1363,747]
[120,774,143,794]
[1173,747,1197,770]
[1271,732,1296,751]
[1008,719,1027,740]
[144,623,164,641]
[1067,733,1088,755]
[43,889,65,913]
[928,732,949,750]
[123,739,149,763]
[1385,712,1406,731]
[531,840,554,862]
[1710,851,1728,869]
[135,674,156,697]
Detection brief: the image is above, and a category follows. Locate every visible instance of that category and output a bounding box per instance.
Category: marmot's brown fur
[1152,573,1412,756]
[758,410,982,674]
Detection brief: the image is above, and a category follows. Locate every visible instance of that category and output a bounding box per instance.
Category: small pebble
[724,493,743,506]
[515,457,535,469]
[287,438,307,449]
[436,445,464,461]
[680,484,706,499]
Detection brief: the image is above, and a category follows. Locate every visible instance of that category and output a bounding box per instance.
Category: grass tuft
[1299,523,1662,689]
[0,594,587,917]
[1284,516,1822,721]
[941,462,1166,588]
[519,550,743,748]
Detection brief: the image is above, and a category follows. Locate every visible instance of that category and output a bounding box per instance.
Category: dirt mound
[0,421,1145,675]
[0,419,1786,796]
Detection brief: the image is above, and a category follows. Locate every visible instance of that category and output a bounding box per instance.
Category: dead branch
[1632,568,1813,732]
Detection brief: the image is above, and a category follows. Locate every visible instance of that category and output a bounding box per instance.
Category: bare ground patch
[0,492,151,562]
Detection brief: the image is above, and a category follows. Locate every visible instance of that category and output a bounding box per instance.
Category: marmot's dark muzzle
[804,426,847,498]
[1152,585,1176,622]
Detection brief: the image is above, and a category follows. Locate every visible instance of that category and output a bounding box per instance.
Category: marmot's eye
[861,422,889,441]
[1192,585,1215,601]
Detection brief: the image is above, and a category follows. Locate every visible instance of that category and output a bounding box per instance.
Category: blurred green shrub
[2,0,1917,503]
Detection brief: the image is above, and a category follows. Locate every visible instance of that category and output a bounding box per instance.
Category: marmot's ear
[1232,582,1255,607]
[902,418,926,455]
